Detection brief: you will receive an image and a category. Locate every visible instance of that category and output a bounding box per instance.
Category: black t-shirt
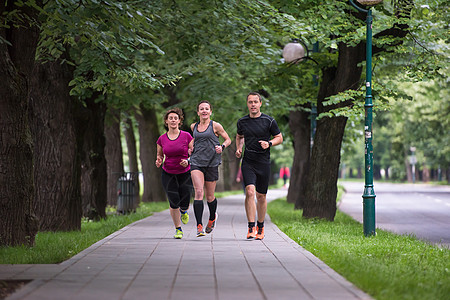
[236,113,281,164]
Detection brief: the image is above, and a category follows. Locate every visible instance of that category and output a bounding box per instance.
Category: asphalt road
[339,181,450,248]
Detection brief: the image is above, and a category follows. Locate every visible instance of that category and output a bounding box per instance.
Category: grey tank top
[190,121,221,167]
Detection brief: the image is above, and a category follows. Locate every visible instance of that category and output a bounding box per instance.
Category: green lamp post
[349,0,382,236]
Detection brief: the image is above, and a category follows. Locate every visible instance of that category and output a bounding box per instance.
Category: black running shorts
[190,165,219,182]
[241,159,271,194]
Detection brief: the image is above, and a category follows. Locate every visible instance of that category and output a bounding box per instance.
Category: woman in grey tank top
[190,101,231,237]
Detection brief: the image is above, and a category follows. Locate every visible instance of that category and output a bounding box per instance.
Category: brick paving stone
[3,189,372,300]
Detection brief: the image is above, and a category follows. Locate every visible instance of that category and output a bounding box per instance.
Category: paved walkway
[1,189,371,300]
[339,181,450,248]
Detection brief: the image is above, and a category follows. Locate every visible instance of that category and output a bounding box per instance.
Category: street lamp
[282,40,319,152]
[349,0,382,237]
[282,41,306,64]
[282,40,319,65]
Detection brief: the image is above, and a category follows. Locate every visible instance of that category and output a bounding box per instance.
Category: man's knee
[256,193,267,203]
[246,185,256,198]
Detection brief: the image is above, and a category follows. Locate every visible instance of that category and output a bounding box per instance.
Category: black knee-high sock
[207,198,217,220]
[194,200,204,225]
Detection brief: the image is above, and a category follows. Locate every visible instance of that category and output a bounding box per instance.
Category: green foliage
[269,0,447,117]
[341,119,365,173]
[348,77,450,181]
[338,0,449,180]
[268,197,450,300]
[5,0,447,117]
[395,80,450,168]
[5,0,449,183]
[0,201,168,264]
[18,0,445,126]
[271,138,294,168]
[36,0,180,100]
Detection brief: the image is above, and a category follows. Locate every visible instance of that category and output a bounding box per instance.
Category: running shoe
[205,213,218,234]
[174,229,183,239]
[197,224,205,237]
[247,226,256,239]
[255,226,264,240]
[180,210,189,224]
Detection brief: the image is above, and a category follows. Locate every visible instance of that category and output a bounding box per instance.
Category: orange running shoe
[205,213,218,234]
[247,226,256,239]
[255,226,264,240]
[197,224,205,237]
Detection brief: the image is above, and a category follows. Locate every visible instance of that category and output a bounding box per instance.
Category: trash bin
[117,172,138,214]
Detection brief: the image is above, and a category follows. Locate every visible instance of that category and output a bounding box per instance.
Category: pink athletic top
[156,130,193,174]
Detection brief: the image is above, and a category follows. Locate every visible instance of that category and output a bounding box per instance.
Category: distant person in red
[235,160,245,193]
[279,166,290,188]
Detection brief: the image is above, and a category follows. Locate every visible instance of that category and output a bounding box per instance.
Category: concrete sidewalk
[1,189,371,300]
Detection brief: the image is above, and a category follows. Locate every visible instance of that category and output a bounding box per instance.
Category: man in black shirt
[236,92,283,240]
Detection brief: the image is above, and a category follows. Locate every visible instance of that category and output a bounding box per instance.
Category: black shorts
[241,159,271,194]
[190,165,219,182]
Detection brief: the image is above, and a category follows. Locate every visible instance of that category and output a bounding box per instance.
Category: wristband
[221,144,226,150]
[268,141,272,147]
[187,157,190,164]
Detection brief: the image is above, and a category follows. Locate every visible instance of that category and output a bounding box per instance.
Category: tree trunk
[373,164,381,180]
[286,109,310,209]
[136,105,166,202]
[430,169,436,181]
[357,167,363,179]
[447,167,450,184]
[221,147,232,191]
[0,2,40,246]
[29,58,82,231]
[79,95,107,219]
[303,42,364,221]
[405,150,412,182]
[422,165,430,182]
[123,116,140,206]
[105,107,124,207]
[225,140,243,191]
[303,116,347,220]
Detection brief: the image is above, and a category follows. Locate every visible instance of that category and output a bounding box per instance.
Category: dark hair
[163,107,184,130]
[247,92,262,102]
[196,100,212,112]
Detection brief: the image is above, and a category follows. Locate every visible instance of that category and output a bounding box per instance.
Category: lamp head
[282,42,305,64]
[357,0,383,5]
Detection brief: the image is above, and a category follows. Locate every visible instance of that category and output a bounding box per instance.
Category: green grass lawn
[267,197,450,300]
[0,201,168,264]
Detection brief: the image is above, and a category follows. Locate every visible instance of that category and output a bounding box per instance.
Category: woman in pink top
[156,108,194,239]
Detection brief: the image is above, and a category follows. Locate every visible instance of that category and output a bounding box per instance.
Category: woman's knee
[206,195,215,202]
[194,188,203,199]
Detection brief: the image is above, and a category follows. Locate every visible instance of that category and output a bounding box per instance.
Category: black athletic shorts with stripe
[241,158,271,194]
